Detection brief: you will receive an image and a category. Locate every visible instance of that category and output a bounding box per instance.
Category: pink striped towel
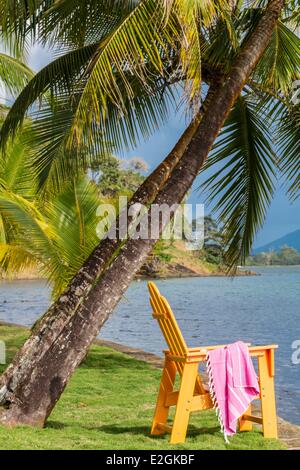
[206,341,260,443]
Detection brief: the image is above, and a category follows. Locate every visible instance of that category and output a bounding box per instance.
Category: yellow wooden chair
[148,281,278,444]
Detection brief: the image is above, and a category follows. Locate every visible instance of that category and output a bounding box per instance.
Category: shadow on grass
[80,351,153,373]
[98,423,220,439]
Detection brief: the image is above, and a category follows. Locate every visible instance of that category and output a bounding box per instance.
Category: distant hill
[254,229,300,254]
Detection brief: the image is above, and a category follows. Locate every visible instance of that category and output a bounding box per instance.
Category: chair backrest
[148,281,188,360]
[148,281,206,394]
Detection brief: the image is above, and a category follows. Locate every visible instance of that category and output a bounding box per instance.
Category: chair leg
[258,352,278,439]
[239,404,253,432]
[151,356,176,435]
[170,361,198,444]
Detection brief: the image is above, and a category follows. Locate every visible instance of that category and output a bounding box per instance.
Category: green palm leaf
[0,52,33,97]
[164,1,233,104]
[0,121,103,296]
[0,175,102,298]
[38,0,138,47]
[67,0,176,148]
[43,177,100,296]
[0,43,99,149]
[0,13,175,161]
[253,20,300,95]
[0,122,36,196]
[0,191,57,259]
[247,82,300,201]
[0,1,137,48]
[282,1,300,29]
[276,102,300,200]
[0,243,37,274]
[17,67,174,193]
[202,93,277,269]
[0,0,232,163]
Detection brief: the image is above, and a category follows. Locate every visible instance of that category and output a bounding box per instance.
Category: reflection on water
[0,266,299,425]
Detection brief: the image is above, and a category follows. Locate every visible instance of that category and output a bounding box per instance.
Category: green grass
[0,325,285,450]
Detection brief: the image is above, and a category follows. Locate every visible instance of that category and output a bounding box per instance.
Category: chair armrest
[248,344,278,351]
[191,343,277,351]
[248,345,278,377]
[200,343,251,351]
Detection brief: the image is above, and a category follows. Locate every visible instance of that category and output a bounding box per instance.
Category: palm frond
[0,6,176,159]
[201,92,277,269]
[43,177,100,296]
[163,0,229,27]
[164,1,234,104]
[0,243,37,275]
[0,122,37,196]
[17,66,174,193]
[246,77,300,201]
[0,165,103,298]
[37,0,139,48]
[0,0,42,46]
[0,1,138,49]
[0,43,99,149]
[276,102,300,200]
[282,1,300,29]
[0,187,60,295]
[0,191,58,261]
[201,12,239,76]
[0,52,33,97]
[0,0,234,159]
[22,99,90,193]
[67,0,176,148]
[0,124,102,296]
[253,20,300,95]
[67,0,236,146]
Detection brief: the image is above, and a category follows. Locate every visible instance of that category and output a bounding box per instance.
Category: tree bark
[0,0,284,426]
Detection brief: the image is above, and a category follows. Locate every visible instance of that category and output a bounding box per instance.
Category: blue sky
[25,46,299,248]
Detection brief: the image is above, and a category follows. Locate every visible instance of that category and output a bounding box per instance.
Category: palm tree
[0,0,298,426]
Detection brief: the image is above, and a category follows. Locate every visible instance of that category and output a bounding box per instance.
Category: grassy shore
[0,325,284,450]
[0,242,256,282]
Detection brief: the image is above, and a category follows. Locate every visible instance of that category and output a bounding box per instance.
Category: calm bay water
[0,266,299,425]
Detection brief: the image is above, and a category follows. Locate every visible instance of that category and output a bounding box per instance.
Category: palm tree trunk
[0,0,284,426]
[0,106,206,403]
